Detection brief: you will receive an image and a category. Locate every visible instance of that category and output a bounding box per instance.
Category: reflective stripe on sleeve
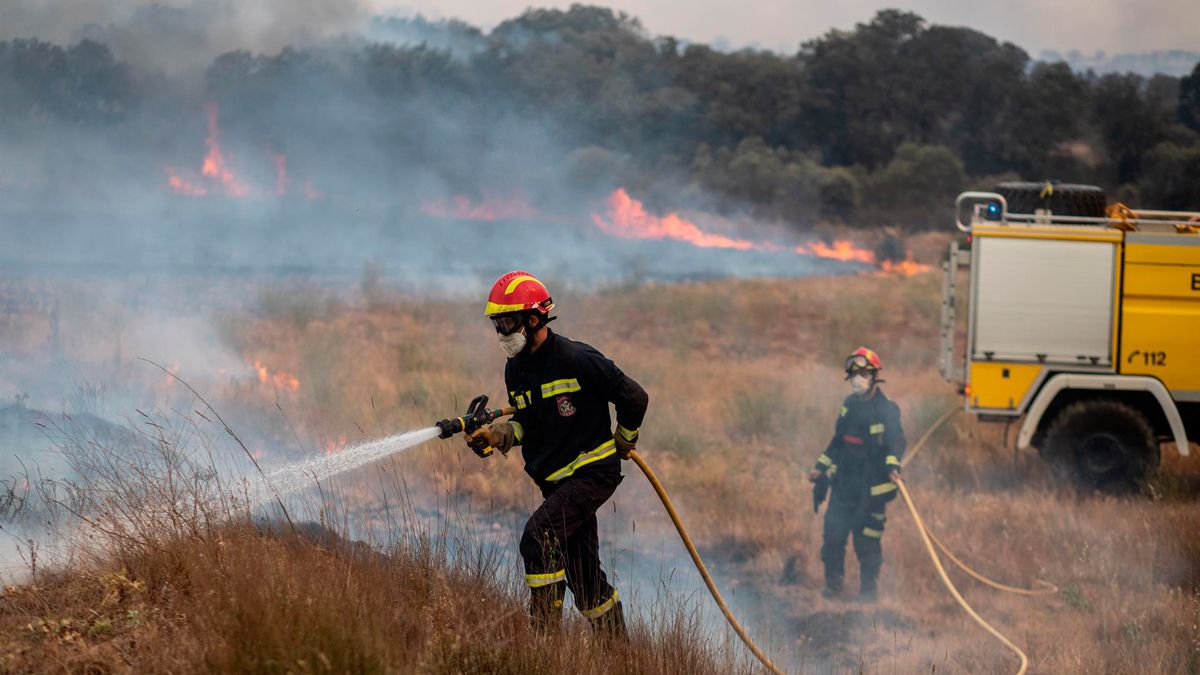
[511,421,524,443]
[870,423,885,435]
[816,453,833,467]
[870,482,898,496]
[840,406,848,417]
[616,425,639,442]
[581,589,618,619]
[510,391,529,410]
[540,378,581,397]
[526,570,566,587]
[885,455,901,467]
[862,527,883,538]
[545,439,617,483]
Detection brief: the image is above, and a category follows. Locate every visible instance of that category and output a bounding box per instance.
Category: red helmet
[485,271,554,317]
[845,346,882,376]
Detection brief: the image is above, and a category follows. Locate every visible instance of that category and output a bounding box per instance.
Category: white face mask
[498,329,527,358]
[850,374,872,395]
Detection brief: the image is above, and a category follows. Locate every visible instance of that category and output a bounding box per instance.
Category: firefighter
[469,271,648,637]
[808,347,906,601]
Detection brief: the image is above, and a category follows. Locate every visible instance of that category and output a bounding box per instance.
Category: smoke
[0,0,876,289]
[0,0,374,77]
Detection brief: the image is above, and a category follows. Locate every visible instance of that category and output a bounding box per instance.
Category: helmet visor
[844,354,873,374]
[490,313,525,336]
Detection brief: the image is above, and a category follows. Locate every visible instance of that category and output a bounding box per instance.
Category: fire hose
[629,449,785,675]
[895,407,1057,675]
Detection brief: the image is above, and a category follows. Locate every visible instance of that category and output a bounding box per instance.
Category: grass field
[2,260,1200,673]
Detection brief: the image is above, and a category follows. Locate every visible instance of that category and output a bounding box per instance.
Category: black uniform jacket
[506,329,648,486]
[812,389,906,504]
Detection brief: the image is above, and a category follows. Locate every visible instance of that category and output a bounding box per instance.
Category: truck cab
[942,182,1200,490]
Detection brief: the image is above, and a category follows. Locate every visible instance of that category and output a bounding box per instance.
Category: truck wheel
[1041,400,1159,491]
[995,182,1107,218]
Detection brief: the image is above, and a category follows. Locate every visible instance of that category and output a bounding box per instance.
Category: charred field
[2,265,1199,674]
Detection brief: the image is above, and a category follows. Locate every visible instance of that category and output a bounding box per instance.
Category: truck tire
[1041,399,1159,492]
[995,182,1107,218]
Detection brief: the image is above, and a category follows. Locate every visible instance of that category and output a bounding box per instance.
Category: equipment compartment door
[972,237,1116,366]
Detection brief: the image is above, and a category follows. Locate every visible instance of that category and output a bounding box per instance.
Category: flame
[163,362,181,387]
[592,188,756,250]
[421,192,537,221]
[166,170,208,196]
[199,104,248,197]
[167,104,318,198]
[796,240,876,263]
[253,359,300,392]
[272,153,289,196]
[880,255,934,276]
[323,436,349,455]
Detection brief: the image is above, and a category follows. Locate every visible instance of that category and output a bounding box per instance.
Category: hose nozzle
[435,394,514,439]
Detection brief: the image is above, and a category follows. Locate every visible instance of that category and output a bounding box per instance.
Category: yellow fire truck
[942,182,1200,489]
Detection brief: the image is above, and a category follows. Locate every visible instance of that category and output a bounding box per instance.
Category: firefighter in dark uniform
[809,347,905,601]
[469,271,648,636]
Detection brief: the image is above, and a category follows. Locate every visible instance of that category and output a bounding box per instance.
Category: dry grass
[3,266,1200,673]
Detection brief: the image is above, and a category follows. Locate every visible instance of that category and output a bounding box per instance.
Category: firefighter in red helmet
[809,347,906,601]
[469,271,648,637]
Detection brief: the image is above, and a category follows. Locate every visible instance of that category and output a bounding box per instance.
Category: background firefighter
[469,271,649,637]
[809,347,906,601]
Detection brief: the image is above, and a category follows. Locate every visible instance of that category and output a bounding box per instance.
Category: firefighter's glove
[467,422,515,459]
[812,475,830,514]
[614,426,639,459]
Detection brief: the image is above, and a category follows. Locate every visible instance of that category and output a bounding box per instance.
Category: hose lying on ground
[896,477,1030,675]
[900,408,1058,596]
[629,450,785,675]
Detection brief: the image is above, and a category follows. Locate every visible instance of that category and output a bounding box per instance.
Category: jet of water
[251,426,442,505]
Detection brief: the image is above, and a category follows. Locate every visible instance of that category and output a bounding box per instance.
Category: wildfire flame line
[592,188,756,250]
[591,188,932,274]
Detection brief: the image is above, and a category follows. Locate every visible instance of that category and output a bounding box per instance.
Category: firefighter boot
[589,600,628,642]
[858,559,880,602]
[529,581,566,634]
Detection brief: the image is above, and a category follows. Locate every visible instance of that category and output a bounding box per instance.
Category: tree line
[2,6,1198,229]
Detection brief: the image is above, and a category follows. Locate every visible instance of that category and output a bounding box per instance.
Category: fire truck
[941,182,1200,490]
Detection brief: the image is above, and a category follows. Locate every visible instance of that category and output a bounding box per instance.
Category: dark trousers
[821,495,886,592]
[520,471,621,614]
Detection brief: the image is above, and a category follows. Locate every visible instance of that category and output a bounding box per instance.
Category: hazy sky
[372,0,1200,54]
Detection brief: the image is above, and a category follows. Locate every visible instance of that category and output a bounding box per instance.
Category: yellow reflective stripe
[870,423,885,435]
[828,464,838,476]
[545,439,616,483]
[540,378,581,397]
[504,275,539,295]
[840,406,848,417]
[510,391,529,410]
[870,512,886,521]
[886,455,900,466]
[616,425,639,442]
[525,570,565,587]
[862,527,883,538]
[511,421,524,443]
[870,482,898,496]
[485,301,526,315]
[816,453,833,467]
[581,589,618,619]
